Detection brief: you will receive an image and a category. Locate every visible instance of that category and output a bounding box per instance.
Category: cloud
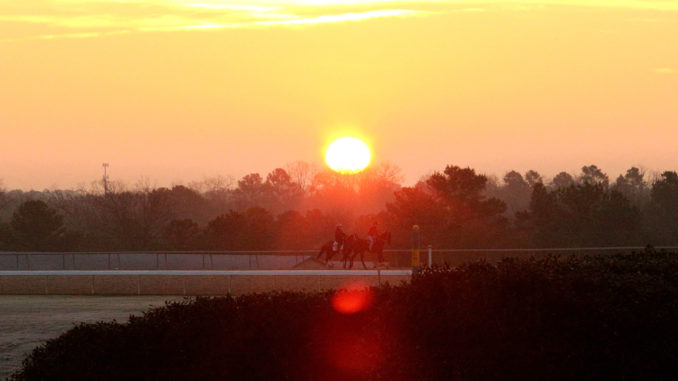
[2,0,678,42]
[0,0,427,41]
[255,9,417,26]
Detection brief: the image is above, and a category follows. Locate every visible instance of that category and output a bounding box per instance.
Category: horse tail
[318,244,327,259]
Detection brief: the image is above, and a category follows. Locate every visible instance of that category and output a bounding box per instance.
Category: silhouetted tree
[285,161,317,192]
[196,176,234,214]
[276,210,306,249]
[647,171,678,244]
[613,167,647,206]
[163,219,201,250]
[188,176,234,194]
[387,166,508,248]
[265,168,303,214]
[515,183,559,246]
[427,166,506,220]
[498,170,531,215]
[10,200,78,251]
[551,172,575,189]
[0,181,8,212]
[242,207,276,250]
[302,209,337,247]
[0,222,13,250]
[204,207,276,250]
[525,170,543,187]
[520,183,640,246]
[386,182,448,247]
[579,165,609,187]
[353,163,402,213]
[234,173,267,210]
[163,185,210,222]
[4,163,678,251]
[560,184,638,245]
[205,210,246,250]
[89,188,175,250]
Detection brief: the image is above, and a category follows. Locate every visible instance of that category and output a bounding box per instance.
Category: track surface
[0,295,182,379]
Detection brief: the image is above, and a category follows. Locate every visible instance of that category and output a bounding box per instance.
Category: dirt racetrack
[0,295,182,379]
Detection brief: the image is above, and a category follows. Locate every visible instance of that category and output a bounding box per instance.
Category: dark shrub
[12,251,678,380]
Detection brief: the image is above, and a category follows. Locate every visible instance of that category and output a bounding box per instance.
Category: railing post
[209,254,213,269]
[63,254,66,270]
[72,253,76,269]
[156,253,159,269]
[411,225,421,274]
[107,253,111,270]
[428,245,433,267]
[16,254,19,270]
[26,254,31,270]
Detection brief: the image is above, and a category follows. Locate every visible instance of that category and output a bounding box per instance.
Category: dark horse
[347,231,391,269]
[317,235,357,268]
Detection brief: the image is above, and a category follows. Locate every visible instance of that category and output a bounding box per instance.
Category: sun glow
[325,137,371,174]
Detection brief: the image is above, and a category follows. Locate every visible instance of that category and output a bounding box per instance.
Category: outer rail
[1,247,674,271]
[0,269,412,276]
[0,269,412,296]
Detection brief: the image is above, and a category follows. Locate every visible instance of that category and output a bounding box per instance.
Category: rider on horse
[334,224,347,253]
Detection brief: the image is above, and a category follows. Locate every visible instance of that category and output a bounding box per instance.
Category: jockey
[367,222,379,252]
[334,224,347,252]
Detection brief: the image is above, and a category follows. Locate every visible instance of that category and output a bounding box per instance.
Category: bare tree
[285,161,318,192]
[372,162,405,184]
[188,175,234,194]
[134,176,157,193]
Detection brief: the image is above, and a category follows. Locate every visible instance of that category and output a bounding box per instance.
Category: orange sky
[1,0,677,190]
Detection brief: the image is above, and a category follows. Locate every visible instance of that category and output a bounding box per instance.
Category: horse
[347,231,391,269]
[317,234,357,267]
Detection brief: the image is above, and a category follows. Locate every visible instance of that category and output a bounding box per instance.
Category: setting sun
[325,137,371,173]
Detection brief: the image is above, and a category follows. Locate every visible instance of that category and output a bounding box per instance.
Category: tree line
[1,163,677,251]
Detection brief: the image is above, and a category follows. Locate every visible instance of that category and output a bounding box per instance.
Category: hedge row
[12,250,678,380]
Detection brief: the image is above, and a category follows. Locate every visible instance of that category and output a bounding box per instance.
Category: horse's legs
[327,248,337,263]
[377,249,385,264]
[360,251,367,270]
[349,251,358,269]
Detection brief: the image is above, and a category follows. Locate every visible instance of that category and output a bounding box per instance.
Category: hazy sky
[1,0,677,190]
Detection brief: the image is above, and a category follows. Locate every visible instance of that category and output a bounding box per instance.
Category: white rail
[0,269,412,276]
[0,247,674,271]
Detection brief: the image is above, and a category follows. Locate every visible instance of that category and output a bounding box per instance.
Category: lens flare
[331,281,374,314]
[327,332,383,375]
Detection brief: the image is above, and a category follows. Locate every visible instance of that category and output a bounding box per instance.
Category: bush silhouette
[12,251,678,380]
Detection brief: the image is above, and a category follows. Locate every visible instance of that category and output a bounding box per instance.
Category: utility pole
[102,163,109,194]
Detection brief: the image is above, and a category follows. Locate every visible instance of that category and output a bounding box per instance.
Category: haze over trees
[1,163,677,251]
